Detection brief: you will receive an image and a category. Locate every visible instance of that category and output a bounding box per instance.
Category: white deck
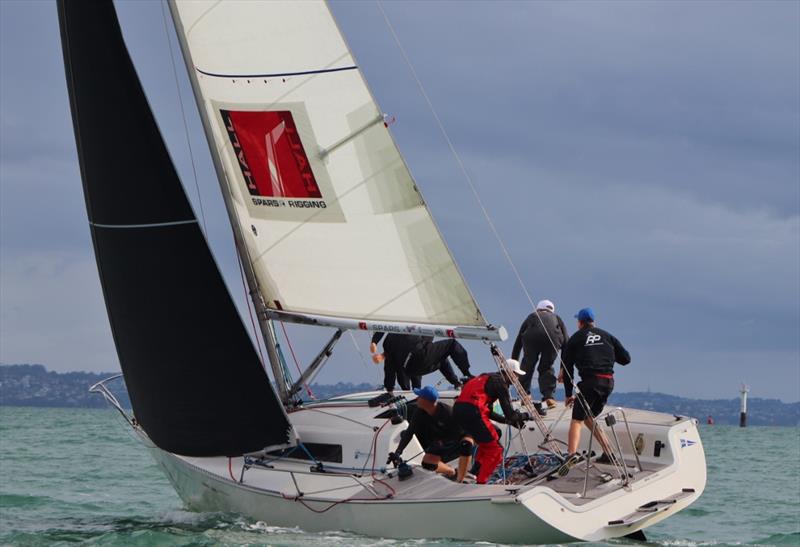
[138,390,706,543]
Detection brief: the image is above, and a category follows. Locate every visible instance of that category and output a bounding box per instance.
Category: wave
[0,493,52,508]
[750,532,800,546]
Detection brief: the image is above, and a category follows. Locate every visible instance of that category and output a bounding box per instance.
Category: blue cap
[413,386,439,402]
[574,307,596,322]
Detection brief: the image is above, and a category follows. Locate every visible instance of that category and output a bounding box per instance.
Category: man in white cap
[452,359,530,483]
[511,299,569,408]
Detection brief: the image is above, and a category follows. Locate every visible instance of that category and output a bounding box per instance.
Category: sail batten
[170,0,497,335]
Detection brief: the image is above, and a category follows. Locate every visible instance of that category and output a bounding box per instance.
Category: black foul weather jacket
[561,327,631,397]
[511,310,569,360]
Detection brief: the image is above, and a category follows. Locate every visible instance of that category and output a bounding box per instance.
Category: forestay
[169,0,502,339]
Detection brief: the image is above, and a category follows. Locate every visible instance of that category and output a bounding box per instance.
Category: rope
[228,457,236,481]
[160,1,207,235]
[281,418,396,513]
[376,1,595,426]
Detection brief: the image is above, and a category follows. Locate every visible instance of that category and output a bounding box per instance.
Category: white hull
[136,391,706,543]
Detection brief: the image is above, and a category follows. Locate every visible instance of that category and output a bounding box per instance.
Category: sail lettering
[222,111,257,192]
[221,109,322,200]
[285,126,320,196]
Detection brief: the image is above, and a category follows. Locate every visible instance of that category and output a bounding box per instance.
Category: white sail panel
[171,0,486,327]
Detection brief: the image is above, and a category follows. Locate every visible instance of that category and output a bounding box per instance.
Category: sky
[1,1,798,402]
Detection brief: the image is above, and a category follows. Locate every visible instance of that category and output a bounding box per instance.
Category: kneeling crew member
[453,360,530,484]
[561,307,631,468]
[387,386,463,479]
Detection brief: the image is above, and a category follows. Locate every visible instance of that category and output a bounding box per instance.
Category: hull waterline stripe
[90,219,198,229]
[195,65,358,79]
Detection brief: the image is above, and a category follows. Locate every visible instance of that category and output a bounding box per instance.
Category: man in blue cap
[558,307,631,473]
[387,385,465,479]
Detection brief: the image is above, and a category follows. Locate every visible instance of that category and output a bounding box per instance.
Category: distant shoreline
[2,364,798,426]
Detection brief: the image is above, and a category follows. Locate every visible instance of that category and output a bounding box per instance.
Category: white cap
[536,299,555,312]
[505,359,526,376]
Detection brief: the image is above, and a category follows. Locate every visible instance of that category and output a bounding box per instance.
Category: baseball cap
[413,386,439,401]
[505,359,526,376]
[536,299,555,311]
[574,307,596,322]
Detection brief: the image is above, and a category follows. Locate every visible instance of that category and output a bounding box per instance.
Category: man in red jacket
[452,359,529,483]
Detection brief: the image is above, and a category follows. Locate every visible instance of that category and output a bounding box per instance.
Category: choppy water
[0,407,798,546]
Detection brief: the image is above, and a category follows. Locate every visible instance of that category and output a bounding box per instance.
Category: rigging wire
[279,322,315,399]
[231,231,268,368]
[375,1,596,425]
[160,1,207,235]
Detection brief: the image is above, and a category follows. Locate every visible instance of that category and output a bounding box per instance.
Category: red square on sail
[221,110,322,199]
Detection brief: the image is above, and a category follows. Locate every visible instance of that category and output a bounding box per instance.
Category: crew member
[559,307,631,472]
[511,299,568,408]
[404,339,474,389]
[386,386,464,479]
[370,332,429,393]
[452,360,530,484]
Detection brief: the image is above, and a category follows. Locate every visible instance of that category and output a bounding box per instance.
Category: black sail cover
[58,0,292,456]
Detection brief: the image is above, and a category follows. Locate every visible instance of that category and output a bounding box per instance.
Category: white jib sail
[170,0,503,339]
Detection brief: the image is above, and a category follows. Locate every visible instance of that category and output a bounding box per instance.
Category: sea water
[0,407,798,546]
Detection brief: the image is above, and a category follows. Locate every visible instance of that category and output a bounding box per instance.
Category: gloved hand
[386,451,403,467]
[510,411,530,429]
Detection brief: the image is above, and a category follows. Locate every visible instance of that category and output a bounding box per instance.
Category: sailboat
[59,0,706,543]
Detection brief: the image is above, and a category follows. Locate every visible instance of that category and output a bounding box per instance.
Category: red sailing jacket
[456,373,519,423]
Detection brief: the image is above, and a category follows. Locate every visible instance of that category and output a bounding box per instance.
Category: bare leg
[567,419,583,454]
[456,437,474,482]
[422,454,455,477]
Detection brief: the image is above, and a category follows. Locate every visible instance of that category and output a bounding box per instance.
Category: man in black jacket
[511,299,568,407]
[370,332,424,392]
[386,385,464,478]
[371,333,473,392]
[560,307,631,468]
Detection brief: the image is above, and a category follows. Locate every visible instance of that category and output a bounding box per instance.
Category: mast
[166,1,291,403]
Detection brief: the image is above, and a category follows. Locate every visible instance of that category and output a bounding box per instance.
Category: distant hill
[0,364,131,409]
[1,364,797,426]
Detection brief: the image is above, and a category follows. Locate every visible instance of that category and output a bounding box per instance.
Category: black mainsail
[58,0,292,456]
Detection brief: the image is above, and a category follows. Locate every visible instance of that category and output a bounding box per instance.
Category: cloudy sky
[1,1,798,401]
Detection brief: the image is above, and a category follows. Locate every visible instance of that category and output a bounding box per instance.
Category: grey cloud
[332,1,800,217]
[1,1,797,401]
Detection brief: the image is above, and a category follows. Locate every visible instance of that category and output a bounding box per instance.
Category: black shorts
[572,377,614,421]
[453,402,498,444]
[425,439,461,462]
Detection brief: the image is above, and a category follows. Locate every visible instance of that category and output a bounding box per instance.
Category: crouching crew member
[371,333,473,391]
[405,338,474,389]
[387,386,463,479]
[452,360,530,484]
[560,307,631,471]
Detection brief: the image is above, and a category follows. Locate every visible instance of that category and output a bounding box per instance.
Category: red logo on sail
[221,110,321,199]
